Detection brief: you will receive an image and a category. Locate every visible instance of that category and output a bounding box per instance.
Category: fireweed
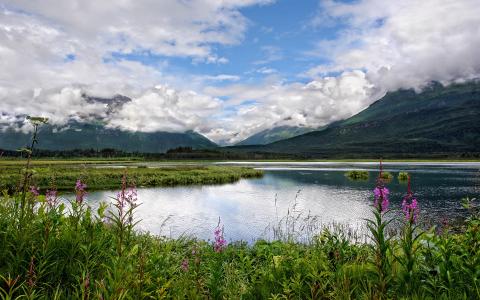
[398,175,423,294]
[108,173,139,256]
[75,179,87,205]
[45,189,59,209]
[213,218,227,253]
[366,160,393,299]
[29,186,39,197]
[401,176,419,223]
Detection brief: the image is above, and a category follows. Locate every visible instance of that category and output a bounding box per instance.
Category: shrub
[345,170,369,180]
[398,171,409,181]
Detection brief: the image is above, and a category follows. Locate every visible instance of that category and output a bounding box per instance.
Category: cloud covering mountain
[0,0,479,144]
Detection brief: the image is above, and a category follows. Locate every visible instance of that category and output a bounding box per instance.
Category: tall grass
[0,119,479,299]
[0,164,263,192]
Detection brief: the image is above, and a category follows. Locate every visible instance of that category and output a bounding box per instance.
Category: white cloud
[253,45,283,65]
[0,1,269,139]
[307,0,480,91]
[203,70,375,144]
[256,67,278,74]
[108,85,223,133]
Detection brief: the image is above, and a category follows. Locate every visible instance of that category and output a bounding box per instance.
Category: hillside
[231,82,480,158]
[0,121,217,153]
[236,126,314,146]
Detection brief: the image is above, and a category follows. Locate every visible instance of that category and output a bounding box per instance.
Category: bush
[345,170,369,180]
[398,171,409,181]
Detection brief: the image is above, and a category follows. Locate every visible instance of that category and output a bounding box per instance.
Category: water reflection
[74,163,480,242]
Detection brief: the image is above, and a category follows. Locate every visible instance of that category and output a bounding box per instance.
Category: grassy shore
[0,151,479,298]
[0,162,263,191]
[0,176,478,299]
[2,157,480,164]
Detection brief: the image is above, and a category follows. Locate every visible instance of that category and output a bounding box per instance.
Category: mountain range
[230,81,480,158]
[0,121,216,153]
[1,81,479,157]
[0,94,217,153]
[236,126,315,146]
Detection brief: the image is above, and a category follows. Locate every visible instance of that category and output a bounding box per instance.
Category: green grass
[345,170,369,180]
[398,171,409,181]
[0,163,263,191]
[380,171,393,181]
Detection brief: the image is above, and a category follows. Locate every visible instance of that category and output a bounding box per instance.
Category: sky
[1,0,479,144]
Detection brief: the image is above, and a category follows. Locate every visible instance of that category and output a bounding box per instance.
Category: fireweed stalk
[398,175,422,293]
[45,189,59,210]
[18,117,48,224]
[71,179,88,227]
[75,179,87,205]
[213,217,227,253]
[366,160,392,299]
[108,172,139,256]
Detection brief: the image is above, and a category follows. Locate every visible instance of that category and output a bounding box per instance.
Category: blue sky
[1,0,479,143]
[110,0,348,86]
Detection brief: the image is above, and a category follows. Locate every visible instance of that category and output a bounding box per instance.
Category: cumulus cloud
[307,0,480,91]
[203,70,375,144]
[108,85,223,133]
[0,1,268,137]
[208,0,480,143]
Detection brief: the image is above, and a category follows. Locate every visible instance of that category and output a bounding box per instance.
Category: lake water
[76,162,480,243]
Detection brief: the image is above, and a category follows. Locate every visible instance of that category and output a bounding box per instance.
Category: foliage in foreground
[0,178,479,299]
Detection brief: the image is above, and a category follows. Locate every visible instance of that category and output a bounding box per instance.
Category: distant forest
[1,147,479,160]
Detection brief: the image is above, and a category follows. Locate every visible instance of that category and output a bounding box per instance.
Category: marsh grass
[398,171,409,181]
[345,170,369,180]
[0,164,263,192]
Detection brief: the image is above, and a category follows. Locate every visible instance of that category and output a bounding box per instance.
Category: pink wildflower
[401,176,420,223]
[213,218,227,253]
[75,179,87,204]
[45,189,58,208]
[373,160,389,212]
[29,186,40,197]
[181,259,189,272]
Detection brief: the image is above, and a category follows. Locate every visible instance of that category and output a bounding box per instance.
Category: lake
[75,162,480,243]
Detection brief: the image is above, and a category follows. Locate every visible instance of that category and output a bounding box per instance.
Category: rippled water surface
[77,162,480,242]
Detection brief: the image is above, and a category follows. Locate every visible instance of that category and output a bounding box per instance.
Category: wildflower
[213,218,227,253]
[29,186,40,197]
[181,259,189,272]
[125,185,138,208]
[401,176,419,223]
[373,160,390,212]
[45,189,58,208]
[373,186,390,212]
[115,177,137,221]
[75,179,87,204]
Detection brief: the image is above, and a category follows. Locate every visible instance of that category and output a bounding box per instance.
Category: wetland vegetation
[0,161,263,192]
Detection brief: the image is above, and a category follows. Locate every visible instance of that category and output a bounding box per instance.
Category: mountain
[0,122,217,153]
[236,126,315,146]
[231,82,480,158]
[0,94,217,153]
[83,94,132,115]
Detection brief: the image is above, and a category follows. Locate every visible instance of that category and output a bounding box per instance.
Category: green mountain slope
[0,122,217,153]
[236,126,315,146]
[232,82,480,158]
